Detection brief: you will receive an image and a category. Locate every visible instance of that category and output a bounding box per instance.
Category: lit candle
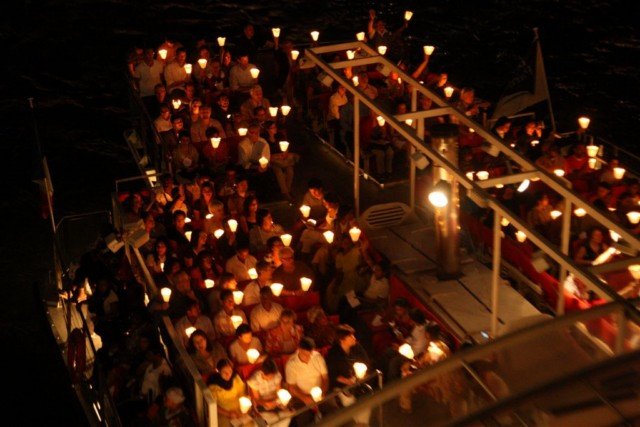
[231,314,243,329]
[277,389,292,406]
[398,343,414,359]
[144,293,150,306]
[427,342,445,361]
[310,31,320,41]
[184,217,192,223]
[550,210,562,220]
[280,234,292,247]
[377,45,387,55]
[500,217,510,227]
[610,230,620,242]
[353,362,367,379]
[300,277,312,292]
[204,279,215,289]
[628,265,640,280]
[269,106,279,117]
[517,179,530,193]
[553,169,565,177]
[323,230,334,244]
[259,157,269,168]
[423,45,435,56]
[349,227,362,242]
[198,58,207,69]
[248,268,258,280]
[239,396,252,414]
[574,208,586,217]
[160,262,165,272]
[232,291,244,305]
[530,139,539,146]
[158,49,168,60]
[184,63,192,74]
[578,116,590,130]
[246,348,261,364]
[586,145,599,157]
[217,37,226,47]
[210,137,221,149]
[161,287,172,302]
[281,105,291,116]
[376,116,385,127]
[291,50,299,60]
[346,50,355,60]
[299,205,311,218]
[466,171,475,181]
[272,27,281,38]
[307,219,317,226]
[352,76,359,86]
[515,231,527,243]
[444,86,454,98]
[404,10,413,21]
[185,326,196,338]
[270,283,284,297]
[476,171,489,180]
[310,387,323,402]
[205,213,214,220]
[172,99,182,109]
[227,219,238,232]
[613,167,626,180]
[250,68,260,79]
[214,229,225,239]
[238,127,248,136]
[496,184,504,188]
[627,211,640,224]
[356,32,365,41]
[185,231,192,241]
[405,119,413,126]
[279,141,289,152]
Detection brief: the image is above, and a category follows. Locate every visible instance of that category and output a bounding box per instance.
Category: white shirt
[134,60,165,97]
[154,116,173,133]
[141,358,172,400]
[364,276,389,300]
[174,315,216,345]
[214,309,247,336]
[229,337,263,365]
[285,350,327,394]
[238,137,270,169]
[250,302,283,332]
[225,254,257,282]
[247,371,283,400]
[229,63,256,92]
[406,324,427,356]
[242,281,264,306]
[164,61,188,92]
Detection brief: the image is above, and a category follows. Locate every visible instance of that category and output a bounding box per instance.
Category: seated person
[243,260,272,306]
[187,329,227,379]
[208,358,252,426]
[247,358,292,426]
[226,174,251,219]
[306,306,338,349]
[225,241,257,283]
[171,132,200,183]
[573,227,608,266]
[240,85,271,121]
[214,289,248,337]
[238,121,270,171]
[250,287,283,332]
[175,300,216,345]
[228,323,265,365]
[249,209,284,255]
[301,178,326,221]
[271,247,314,294]
[265,309,304,356]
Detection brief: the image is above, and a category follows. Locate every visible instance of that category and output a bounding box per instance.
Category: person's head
[142,211,155,232]
[336,324,357,349]
[220,289,235,311]
[535,193,549,207]
[264,120,277,135]
[357,72,369,86]
[164,387,186,411]
[197,250,213,270]
[493,116,511,134]
[243,23,255,39]
[375,18,386,33]
[419,94,433,110]
[267,236,284,255]
[208,199,225,219]
[159,104,171,120]
[372,264,385,279]
[250,85,263,101]
[460,87,475,104]
[260,358,279,380]
[219,273,237,290]
[588,227,604,244]
[257,208,273,229]
[175,47,187,66]
[216,358,234,380]
[279,246,295,266]
[186,300,201,321]
[256,260,272,281]
[409,308,426,326]
[199,104,211,119]
[236,175,249,194]
[235,242,250,262]
[254,106,267,123]
[217,94,230,110]
[393,297,410,318]
[201,182,215,202]
[237,53,250,67]
[154,83,167,100]
[171,116,184,132]
[323,192,340,215]
[260,286,274,307]
[173,210,186,229]
[297,337,316,363]
[243,195,259,215]
[279,309,296,327]
[308,178,324,199]
[307,305,327,325]
[235,323,253,344]
[247,122,261,142]
[155,237,169,256]
[188,329,212,354]
[173,271,191,293]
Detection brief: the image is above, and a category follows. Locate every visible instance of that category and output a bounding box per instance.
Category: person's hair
[242,195,258,215]
[201,181,214,193]
[220,289,233,302]
[409,308,426,325]
[259,286,273,297]
[256,260,271,273]
[278,246,294,259]
[266,236,283,251]
[159,104,170,113]
[308,178,323,190]
[280,308,296,321]
[187,329,212,353]
[173,209,186,220]
[176,47,187,55]
[219,273,236,288]
[261,358,278,375]
[171,115,183,123]
[196,250,213,267]
[250,84,263,96]
[426,322,442,340]
[253,106,266,116]
[236,240,250,253]
[256,208,271,227]
[216,358,233,371]
[598,182,611,190]
[393,297,410,309]
[336,324,355,341]
[324,192,340,206]
[264,120,276,130]
[187,299,200,312]
[248,120,261,131]
[299,337,315,351]
[235,323,252,337]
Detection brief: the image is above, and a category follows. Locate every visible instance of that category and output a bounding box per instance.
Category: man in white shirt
[225,243,257,282]
[363,264,389,302]
[174,300,216,346]
[243,261,272,306]
[164,47,190,94]
[238,122,270,170]
[134,48,165,98]
[229,53,257,93]
[214,289,248,336]
[250,287,283,332]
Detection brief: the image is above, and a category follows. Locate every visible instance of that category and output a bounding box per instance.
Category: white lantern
[323,230,334,244]
[280,234,292,247]
[259,157,269,168]
[476,171,489,180]
[404,10,413,21]
[574,207,587,217]
[172,99,182,109]
[500,217,510,227]
[496,184,504,188]
[269,106,279,117]
[184,63,192,74]
[270,283,284,297]
[160,262,165,272]
[517,179,530,193]
[161,287,172,302]
[307,219,317,226]
[530,139,539,147]
[405,119,413,126]
[627,211,640,225]
[349,227,362,242]
[198,58,207,69]
[578,116,590,130]
[377,45,387,55]
[300,277,312,292]
[586,145,599,157]
[250,68,260,79]
[550,210,562,220]
[214,229,225,239]
[217,37,226,47]
[423,45,435,56]
[210,137,221,149]
[248,268,258,280]
[376,116,385,127]
[238,127,248,136]
[515,231,527,243]
[310,31,320,41]
[185,326,196,338]
[233,291,244,305]
[427,342,445,361]
[346,50,355,60]
[246,348,261,364]
[310,386,323,402]
[291,50,299,60]
[227,219,238,233]
[281,105,291,116]
[277,389,292,406]
[465,171,475,181]
[184,217,192,223]
[610,230,620,242]
[553,169,565,177]
[279,141,289,152]
[613,167,626,180]
[444,86,454,98]
[398,343,414,359]
[239,396,252,414]
[353,362,367,379]
[628,265,640,280]
[272,27,281,38]
[205,213,214,220]
[299,205,311,218]
[204,279,215,289]
[185,231,192,242]
[356,32,365,41]
[158,49,168,60]
[352,76,359,86]
[231,315,243,330]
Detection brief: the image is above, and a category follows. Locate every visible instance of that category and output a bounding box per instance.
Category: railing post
[354,97,360,218]
[491,212,502,337]
[615,307,625,354]
[409,88,418,211]
[557,200,572,315]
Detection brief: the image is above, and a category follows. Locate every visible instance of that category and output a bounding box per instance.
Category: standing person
[328,84,348,152]
[134,47,165,108]
[238,122,270,171]
[229,52,257,97]
[164,47,190,95]
[208,359,253,427]
[187,329,227,379]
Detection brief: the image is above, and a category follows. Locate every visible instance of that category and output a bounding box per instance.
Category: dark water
[2,0,638,422]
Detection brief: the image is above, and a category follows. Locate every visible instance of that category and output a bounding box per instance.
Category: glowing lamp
[310,31,320,41]
[161,287,172,302]
[269,106,278,117]
[281,105,291,116]
[227,219,238,233]
[376,116,385,127]
[232,291,244,305]
[205,213,214,220]
[428,182,449,208]
[210,137,221,149]
[248,268,258,280]
[398,343,414,359]
[613,167,626,180]
[185,326,196,338]
[184,63,192,74]
[476,171,489,180]
[158,49,167,60]
[405,119,413,126]
[217,37,226,47]
[517,179,530,193]
[515,231,527,243]
[172,99,182,109]
[629,265,640,280]
[346,50,355,60]
[204,279,215,289]
[270,283,284,297]
[198,58,207,69]
[610,230,620,242]
[259,157,269,168]
[277,389,292,406]
[185,231,192,242]
[353,362,367,379]
[280,234,292,247]
[500,217,510,227]
[291,50,299,60]
[356,32,365,41]
[349,227,362,242]
[578,116,590,130]
[272,27,281,38]
[299,205,311,218]
[428,342,445,361]
[377,45,387,55]
[300,277,312,292]
[404,10,413,21]
[323,230,334,244]
[310,387,323,402]
[214,229,225,239]
[239,396,252,414]
[550,210,562,220]
[553,169,565,177]
[352,76,359,86]
[250,68,260,79]
[444,86,454,98]
[627,211,640,224]
[423,45,435,56]
[246,348,260,364]
[279,141,289,152]
[574,208,587,217]
[465,172,475,181]
[238,127,248,136]
[586,145,599,157]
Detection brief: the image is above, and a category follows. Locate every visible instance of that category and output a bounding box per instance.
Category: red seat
[237,362,262,381]
[278,292,320,312]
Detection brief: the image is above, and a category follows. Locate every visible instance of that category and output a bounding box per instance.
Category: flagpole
[533,27,557,133]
